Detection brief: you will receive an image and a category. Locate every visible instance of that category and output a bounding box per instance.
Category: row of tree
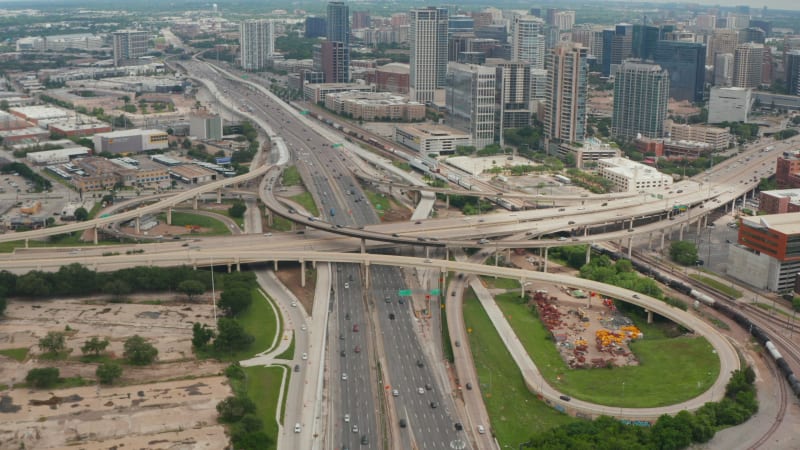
[0,264,251,300]
[524,367,757,450]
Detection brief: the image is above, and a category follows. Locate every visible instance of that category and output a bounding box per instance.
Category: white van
[294,423,301,433]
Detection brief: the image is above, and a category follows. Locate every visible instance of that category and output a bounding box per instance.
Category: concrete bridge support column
[167,207,172,225]
[445,247,450,261]
[364,262,370,289]
[586,244,592,264]
[193,262,197,270]
[729,199,735,213]
[648,232,653,251]
[135,216,141,234]
[274,260,278,271]
[543,247,549,273]
[679,224,685,241]
[93,226,99,245]
[193,196,199,210]
[236,258,241,272]
[300,260,306,287]
[25,238,28,249]
[646,309,653,324]
[360,238,366,254]
[267,211,273,226]
[506,247,511,263]
[227,263,231,273]
[660,231,666,251]
[520,278,526,298]
[446,195,450,209]
[627,237,633,258]
[217,188,222,204]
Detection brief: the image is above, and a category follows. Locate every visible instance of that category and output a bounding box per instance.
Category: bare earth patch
[274,263,317,315]
[0,297,230,449]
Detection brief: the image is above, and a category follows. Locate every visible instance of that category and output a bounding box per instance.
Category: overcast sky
[647,0,798,11]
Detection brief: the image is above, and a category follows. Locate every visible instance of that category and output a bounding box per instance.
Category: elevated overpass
[2,250,738,421]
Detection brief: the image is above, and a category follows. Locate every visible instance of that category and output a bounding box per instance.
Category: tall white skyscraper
[512,15,546,69]
[544,42,588,144]
[240,19,274,71]
[409,7,449,103]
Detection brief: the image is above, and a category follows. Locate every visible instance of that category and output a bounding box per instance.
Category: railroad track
[748,353,788,450]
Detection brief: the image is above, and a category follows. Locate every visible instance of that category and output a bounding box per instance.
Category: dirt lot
[0,297,229,449]
[509,251,640,368]
[0,377,229,449]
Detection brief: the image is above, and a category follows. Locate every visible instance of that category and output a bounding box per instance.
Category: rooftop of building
[170,164,216,178]
[308,83,373,89]
[599,157,671,179]
[326,90,418,105]
[761,188,800,199]
[396,123,469,137]
[376,63,410,74]
[741,212,800,235]
[9,105,71,120]
[96,128,165,138]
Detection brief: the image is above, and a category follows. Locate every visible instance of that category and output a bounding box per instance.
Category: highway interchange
[4,53,797,449]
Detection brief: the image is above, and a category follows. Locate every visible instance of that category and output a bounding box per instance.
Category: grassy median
[462,289,575,446]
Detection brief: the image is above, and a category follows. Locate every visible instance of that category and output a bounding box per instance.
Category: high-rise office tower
[239,20,274,71]
[733,42,764,88]
[749,19,772,37]
[610,24,633,75]
[714,53,734,86]
[739,27,765,44]
[695,14,717,31]
[571,25,605,61]
[552,11,575,33]
[446,62,496,148]
[326,1,350,83]
[544,42,588,144]
[112,30,148,66]
[352,11,371,30]
[530,68,548,117]
[409,7,449,103]
[305,17,327,38]
[492,62,532,132]
[653,41,706,102]
[448,15,474,34]
[785,50,800,96]
[726,13,750,30]
[612,60,670,141]
[632,24,660,60]
[707,29,739,65]
[511,15,546,69]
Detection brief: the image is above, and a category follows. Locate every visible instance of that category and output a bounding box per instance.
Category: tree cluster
[216,363,273,450]
[525,366,757,450]
[0,162,52,191]
[580,256,663,299]
[0,264,223,300]
[669,241,699,266]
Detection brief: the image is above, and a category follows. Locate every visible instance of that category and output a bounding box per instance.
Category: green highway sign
[430,289,440,295]
[398,289,412,296]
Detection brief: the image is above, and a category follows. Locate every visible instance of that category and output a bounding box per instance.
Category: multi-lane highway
[3,44,793,450]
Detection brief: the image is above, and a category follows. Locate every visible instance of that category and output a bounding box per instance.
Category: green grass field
[365,190,393,216]
[158,212,231,235]
[282,166,301,186]
[480,277,521,290]
[270,216,293,232]
[231,290,280,360]
[494,292,719,407]
[0,348,29,362]
[290,192,320,217]
[244,365,284,450]
[275,333,295,360]
[462,290,575,446]
[690,274,743,298]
